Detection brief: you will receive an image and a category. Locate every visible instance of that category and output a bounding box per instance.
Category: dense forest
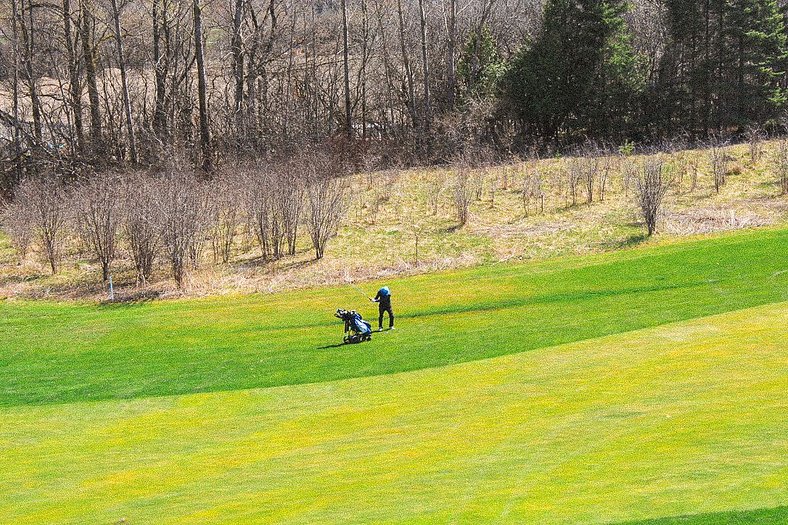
[0,0,787,191]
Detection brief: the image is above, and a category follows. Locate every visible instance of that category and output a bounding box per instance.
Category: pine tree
[586,2,646,140]
[502,0,643,143]
[656,0,787,136]
[457,25,505,102]
[723,0,787,127]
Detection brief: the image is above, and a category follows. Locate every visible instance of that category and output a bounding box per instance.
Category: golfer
[370,286,394,331]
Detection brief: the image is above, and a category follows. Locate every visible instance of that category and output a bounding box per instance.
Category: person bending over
[370,286,394,331]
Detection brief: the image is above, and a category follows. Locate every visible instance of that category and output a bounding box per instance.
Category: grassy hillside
[1,227,786,406]
[1,303,785,524]
[2,141,786,300]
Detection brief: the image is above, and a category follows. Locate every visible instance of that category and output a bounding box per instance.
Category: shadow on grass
[598,233,649,250]
[233,254,319,273]
[317,339,378,350]
[276,258,319,272]
[316,342,350,349]
[99,289,162,308]
[0,274,43,286]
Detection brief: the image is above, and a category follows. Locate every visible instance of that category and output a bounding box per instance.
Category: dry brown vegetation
[1,141,786,301]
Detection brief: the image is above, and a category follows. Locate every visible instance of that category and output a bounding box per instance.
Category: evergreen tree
[656,0,787,136]
[502,0,643,143]
[587,3,646,140]
[457,25,506,102]
[724,0,787,127]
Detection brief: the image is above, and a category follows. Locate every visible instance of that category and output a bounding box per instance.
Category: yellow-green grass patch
[1,302,785,524]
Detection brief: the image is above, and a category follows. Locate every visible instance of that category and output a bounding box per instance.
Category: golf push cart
[334,308,373,344]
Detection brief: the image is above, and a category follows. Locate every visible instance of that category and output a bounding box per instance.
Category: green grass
[1,228,786,523]
[1,227,787,407]
[618,505,788,524]
[1,303,785,524]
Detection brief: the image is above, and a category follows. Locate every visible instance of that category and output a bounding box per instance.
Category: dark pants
[379,304,394,329]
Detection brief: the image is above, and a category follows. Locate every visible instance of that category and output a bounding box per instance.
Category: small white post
[109,275,114,302]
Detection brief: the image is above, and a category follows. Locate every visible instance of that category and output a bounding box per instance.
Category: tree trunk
[80,0,103,154]
[193,0,212,172]
[396,0,417,129]
[63,0,84,156]
[446,0,456,109]
[231,0,245,145]
[360,0,368,139]
[110,0,138,163]
[341,0,353,139]
[20,0,42,143]
[418,0,430,134]
[11,0,22,180]
[152,0,168,139]
[702,0,710,136]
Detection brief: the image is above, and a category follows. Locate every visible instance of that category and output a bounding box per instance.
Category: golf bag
[335,308,373,344]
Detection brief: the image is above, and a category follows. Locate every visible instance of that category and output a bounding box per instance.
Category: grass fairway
[623,506,788,524]
[1,227,786,523]
[0,303,785,524]
[1,227,787,406]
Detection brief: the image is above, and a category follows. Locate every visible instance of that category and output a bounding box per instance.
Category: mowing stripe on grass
[614,505,788,524]
[1,227,786,407]
[1,303,785,524]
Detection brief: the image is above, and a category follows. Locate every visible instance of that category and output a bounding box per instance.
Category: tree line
[1,0,787,193]
[1,152,349,287]
[5,135,786,292]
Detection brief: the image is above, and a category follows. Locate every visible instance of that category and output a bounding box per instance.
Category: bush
[634,157,672,236]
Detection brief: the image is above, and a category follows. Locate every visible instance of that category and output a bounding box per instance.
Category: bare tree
[109,0,138,164]
[522,166,544,216]
[396,0,417,129]
[159,171,208,287]
[193,0,212,172]
[418,0,431,136]
[305,164,348,260]
[123,175,160,285]
[209,176,241,264]
[80,0,103,154]
[341,0,353,139]
[598,156,611,202]
[620,155,638,197]
[445,0,457,109]
[566,158,583,206]
[634,157,673,236]
[278,164,304,256]
[230,0,245,141]
[747,127,763,164]
[709,143,729,194]
[10,0,23,184]
[18,0,43,143]
[1,197,34,261]
[774,139,788,195]
[425,172,444,215]
[75,174,121,282]
[245,168,277,260]
[14,177,69,274]
[452,166,472,226]
[62,0,84,156]
[574,154,599,204]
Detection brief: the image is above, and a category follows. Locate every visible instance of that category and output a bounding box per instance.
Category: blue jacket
[374,287,392,308]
